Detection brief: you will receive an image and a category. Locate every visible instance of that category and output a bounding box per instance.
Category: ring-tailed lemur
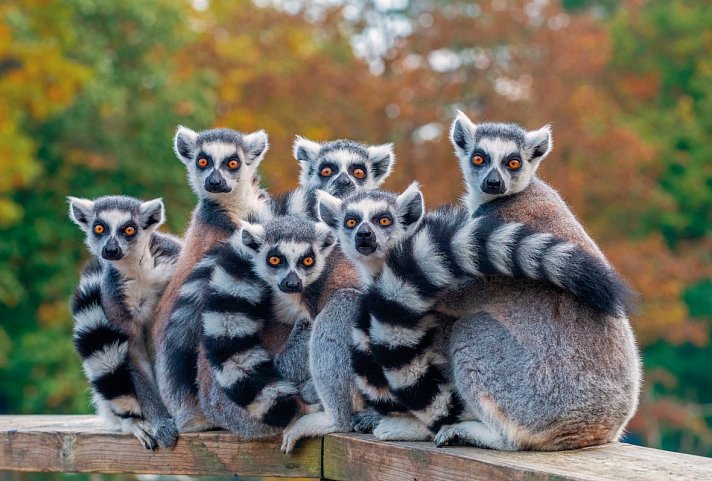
[317,182,634,441]
[196,215,363,449]
[424,112,640,450]
[271,137,394,220]
[68,196,182,449]
[153,126,270,432]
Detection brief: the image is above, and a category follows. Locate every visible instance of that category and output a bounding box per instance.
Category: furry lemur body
[318,178,634,443]
[69,195,182,449]
[317,114,640,450]
[153,126,270,432]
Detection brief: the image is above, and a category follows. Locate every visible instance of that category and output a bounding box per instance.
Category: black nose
[481,170,506,195]
[102,241,123,260]
[205,170,231,193]
[333,173,354,194]
[356,224,373,239]
[279,271,303,293]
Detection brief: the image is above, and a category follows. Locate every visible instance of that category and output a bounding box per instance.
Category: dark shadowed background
[1,0,711,470]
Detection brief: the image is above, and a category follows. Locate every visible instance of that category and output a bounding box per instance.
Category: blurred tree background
[1,0,711,458]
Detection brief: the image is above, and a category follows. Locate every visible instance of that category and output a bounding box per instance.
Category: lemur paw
[152,418,179,448]
[352,410,381,433]
[373,416,432,441]
[281,412,343,454]
[132,420,158,450]
[434,424,462,447]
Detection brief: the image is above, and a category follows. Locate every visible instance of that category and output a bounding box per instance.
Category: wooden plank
[0,415,321,478]
[322,433,712,481]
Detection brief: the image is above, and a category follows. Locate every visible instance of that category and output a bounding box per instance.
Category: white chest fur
[272,291,311,326]
[116,249,175,326]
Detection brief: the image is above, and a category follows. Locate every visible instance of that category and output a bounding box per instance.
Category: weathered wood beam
[323,432,712,481]
[3,416,711,480]
[0,416,321,478]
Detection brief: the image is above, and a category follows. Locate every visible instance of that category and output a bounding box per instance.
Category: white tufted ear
[524,124,553,168]
[242,130,269,166]
[239,221,266,252]
[315,222,337,254]
[395,181,424,230]
[449,110,477,158]
[293,136,323,186]
[139,198,165,229]
[366,143,395,185]
[67,197,95,231]
[316,190,344,230]
[174,125,199,164]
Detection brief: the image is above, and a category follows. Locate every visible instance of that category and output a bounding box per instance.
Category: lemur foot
[152,418,179,448]
[131,419,159,450]
[373,416,432,441]
[434,421,506,449]
[281,412,346,454]
[352,410,381,433]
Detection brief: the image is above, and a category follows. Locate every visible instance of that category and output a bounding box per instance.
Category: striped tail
[200,237,303,428]
[71,258,141,421]
[363,212,635,432]
[350,301,409,417]
[161,249,220,407]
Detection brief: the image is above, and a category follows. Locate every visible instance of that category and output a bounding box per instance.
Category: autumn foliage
[1,0,710,457]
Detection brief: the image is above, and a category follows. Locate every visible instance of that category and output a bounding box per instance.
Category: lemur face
[317,183,424,279]
[68,196,164,261]
[239,216,336,295]
[449,111,552,209]
[293,137,395,198]
[174,126,269,200]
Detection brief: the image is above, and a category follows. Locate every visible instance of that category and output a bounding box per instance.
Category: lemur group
[67,111,641,454]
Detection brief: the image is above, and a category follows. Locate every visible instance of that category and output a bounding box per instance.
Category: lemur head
[449,111,552,209]
[293,137,395,197]
[68,196,165,262]
[317,182,424,281]
[174,126,269,200]
[238,216,336,295]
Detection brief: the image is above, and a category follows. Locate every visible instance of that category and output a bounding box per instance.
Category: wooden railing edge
[1,416,711,480]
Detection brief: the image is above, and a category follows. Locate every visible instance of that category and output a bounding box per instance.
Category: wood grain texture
[2,416,711,480]
[0,415,321,477]
[323,433,712,481]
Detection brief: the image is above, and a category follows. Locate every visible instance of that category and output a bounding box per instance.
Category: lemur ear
[67,197,95,230]
[449,110,477,157]
[240,221,265,252]
[293,136,322,185]
[524,124,552,166]
[316,190,343,229]
[139,198,165,229]
[396,182,424,228]
[367,143,395,185]
[174,125,199,164]
[315,222,337,253]
[242,130,269,166]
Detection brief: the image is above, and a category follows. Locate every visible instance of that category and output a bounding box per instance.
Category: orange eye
[353,168,365,179]
[472,155,485,165]
[197,157,209,168]
[302,257,314,267]
[227,159,240,170]
[320,167,333,177]
[345,218,358,229]
[507,158,521,170]
[124,226,136,236]
[379,216,392,226]
[268,256,281,266]
[94,224,105,235]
